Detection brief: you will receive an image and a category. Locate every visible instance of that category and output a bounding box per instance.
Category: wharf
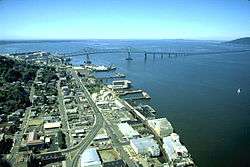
[123,91,151,101]
[140,105,156,114]
[134,105,156,119]
[97,72,126,80]
[118,89,143,96]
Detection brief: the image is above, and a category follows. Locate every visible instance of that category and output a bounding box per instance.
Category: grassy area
[28,119,44,126]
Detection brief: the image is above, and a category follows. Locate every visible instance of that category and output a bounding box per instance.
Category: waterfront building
[130,137,160,157]
[163,133,194,166]
[147,118,173,138]
[107,80,132,90]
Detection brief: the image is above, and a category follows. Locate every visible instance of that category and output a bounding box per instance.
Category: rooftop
[44,122,61,129]
[163,133,189,161]
[118,122,140,139]
[80,148,101,167]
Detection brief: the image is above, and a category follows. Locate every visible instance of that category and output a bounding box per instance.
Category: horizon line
[0,38,231,41]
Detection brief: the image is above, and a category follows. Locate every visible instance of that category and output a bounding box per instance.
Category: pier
[97,72,126,81]
[123,91,151,101]
[118,89,143,96]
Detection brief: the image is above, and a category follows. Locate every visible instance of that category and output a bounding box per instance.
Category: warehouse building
[80,148,102,167]
[130,137,160,157]
[147,118,173,138]
[118,123,140,139]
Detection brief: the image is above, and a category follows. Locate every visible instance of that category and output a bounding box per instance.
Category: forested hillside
[0,56,39,115]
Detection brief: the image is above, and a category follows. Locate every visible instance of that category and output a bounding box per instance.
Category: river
[1,40,250,166]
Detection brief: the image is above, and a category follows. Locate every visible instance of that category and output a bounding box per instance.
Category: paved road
[104,123,138,167]
[71,70,139,167]
[37,70,103,159]
[71,70,104,167]
[56,78,72,147]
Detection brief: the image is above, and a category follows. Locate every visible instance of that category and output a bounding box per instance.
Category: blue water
[1,40,250,167]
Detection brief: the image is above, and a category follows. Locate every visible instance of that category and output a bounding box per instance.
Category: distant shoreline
[0,40,86,45]
[0,39,225,45]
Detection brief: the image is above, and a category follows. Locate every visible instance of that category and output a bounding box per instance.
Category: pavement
[71,70,104,167]
[71,70,139,167]
[56,78,72,147]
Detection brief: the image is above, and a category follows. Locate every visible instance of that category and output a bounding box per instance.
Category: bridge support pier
[144,53,147,60]
[84,54,91,64]
[126,52,133,60]
[161,53,163,59]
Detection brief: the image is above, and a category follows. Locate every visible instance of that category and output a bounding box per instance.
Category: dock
[134,104,156,119]
[118,89,143,96]
[123,91,151,101]
[97,72,126,80]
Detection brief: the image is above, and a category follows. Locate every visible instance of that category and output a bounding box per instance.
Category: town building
[80,148,102,167]
[0,133,4,141]
[118,123,140,139]
[163,133,194,166]
[130,137,160,157]
[99,149,125,167]
[94,128,109,141]
[26,131,44,148]
[107,80,132,90]
[147,118,173,138]
[44,122,61,129]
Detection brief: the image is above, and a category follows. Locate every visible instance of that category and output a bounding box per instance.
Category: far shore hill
[226,37,250,45]
[0,37,250,45]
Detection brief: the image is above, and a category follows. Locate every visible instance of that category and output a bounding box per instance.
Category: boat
[237,88,241,94]
[84,64,116,72]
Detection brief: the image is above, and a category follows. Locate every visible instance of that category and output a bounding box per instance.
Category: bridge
[8,48,250,64]
[58,47,250,64]
[58,47,188,63]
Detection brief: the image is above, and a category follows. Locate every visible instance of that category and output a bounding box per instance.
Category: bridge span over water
[8,47,250,64]
[58,47,250,63]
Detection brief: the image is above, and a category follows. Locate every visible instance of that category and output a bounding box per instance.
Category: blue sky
[0,0,249,40]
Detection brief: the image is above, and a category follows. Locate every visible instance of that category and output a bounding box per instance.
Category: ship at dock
[84,64,116,72]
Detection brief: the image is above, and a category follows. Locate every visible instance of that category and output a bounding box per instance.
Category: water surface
[1,40,250,167]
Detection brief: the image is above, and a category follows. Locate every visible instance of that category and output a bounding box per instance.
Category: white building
[94,128,109,141]
[107,80,132,90]
[75,129,85,134]
[27,131,37,143]
[163,133,193,166]
[44,122,61,129]
[80,148,102,167]
[130,137,160,157]
[147,118,173,138]
[118,123,140,139]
